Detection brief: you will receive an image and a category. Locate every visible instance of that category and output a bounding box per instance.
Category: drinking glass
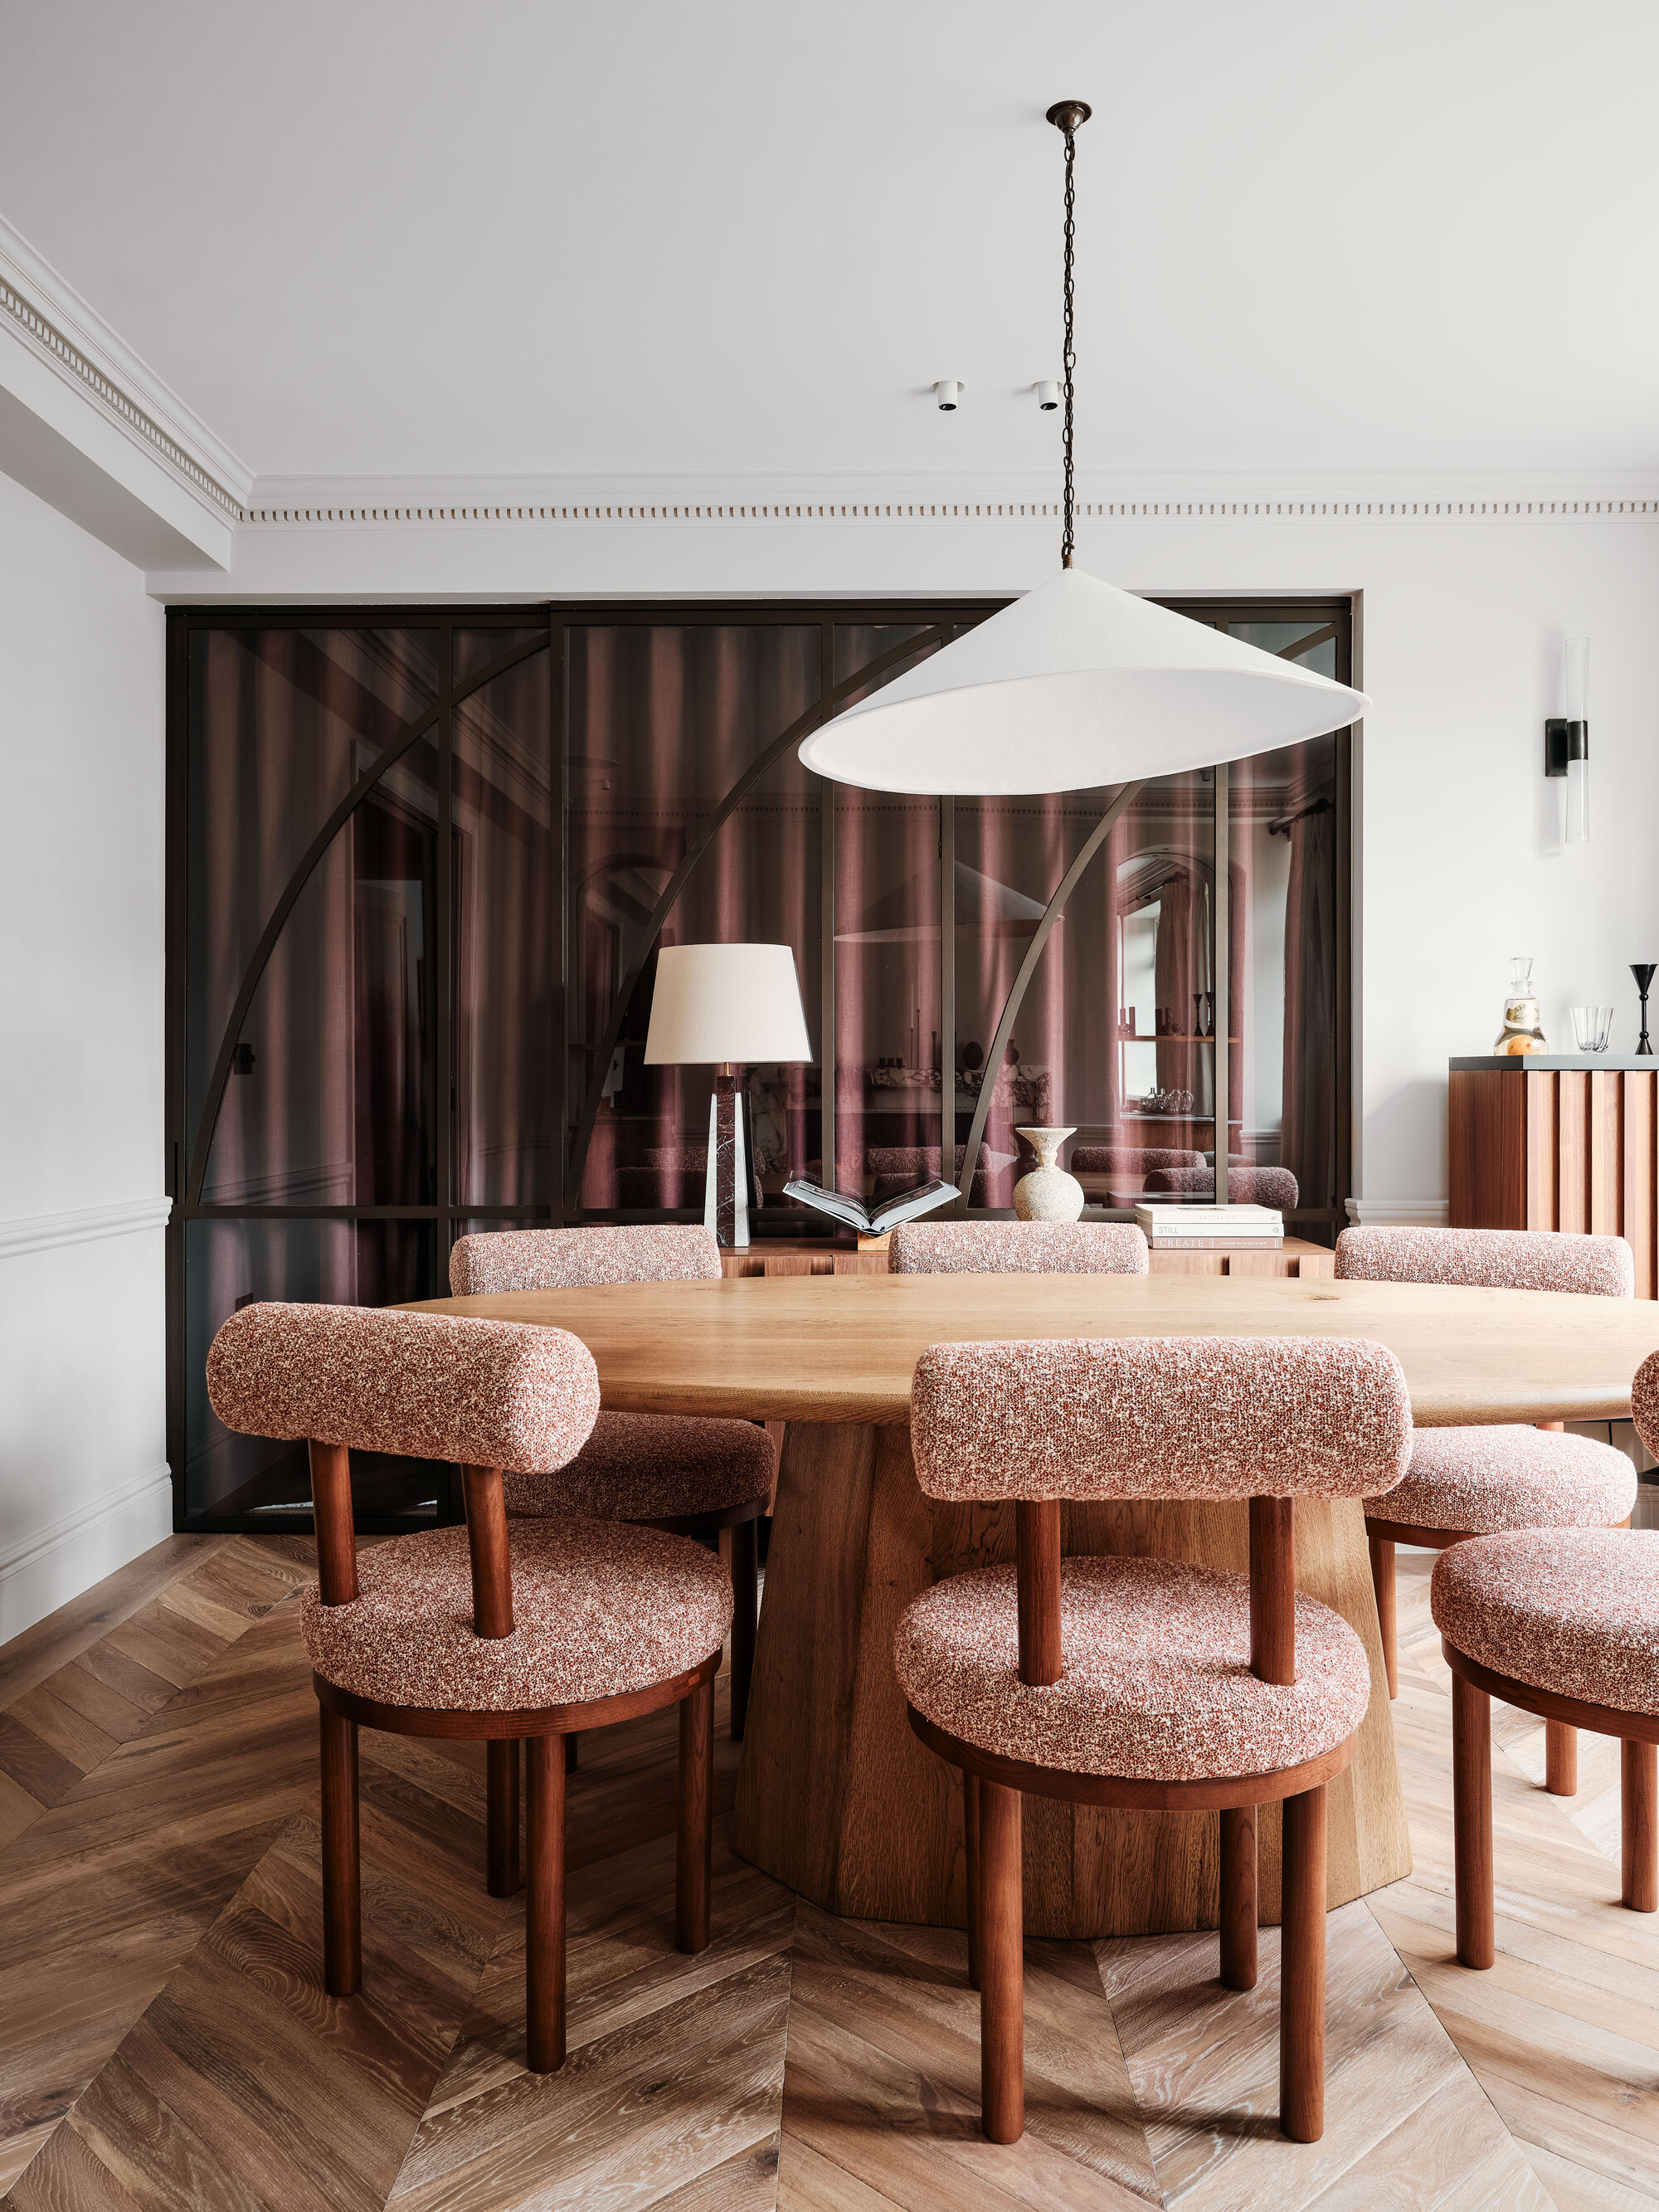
[1571,1005,1613,1053]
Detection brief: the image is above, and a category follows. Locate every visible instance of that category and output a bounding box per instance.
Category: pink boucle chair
[206,1300,730,2075]
[886,1220,1150,1276]
[1429,1346,1659,1965]
[898,1333,1413,2145]
[448,1226,774,1746]
[1335,1225,1637,1795]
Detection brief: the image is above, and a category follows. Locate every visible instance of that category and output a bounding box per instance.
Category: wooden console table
[1449,1055,1659,1295]
[722,1233,1335,1280]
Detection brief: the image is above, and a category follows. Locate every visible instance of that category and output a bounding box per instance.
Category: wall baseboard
[1345,1197,1451,1228]
[0,1195,172,1262]
[0,1461,173,1645]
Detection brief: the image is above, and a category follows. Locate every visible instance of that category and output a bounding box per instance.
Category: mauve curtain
[453,651,555,1206]
[1282,803,1336,1208]
[569,625,819,1209]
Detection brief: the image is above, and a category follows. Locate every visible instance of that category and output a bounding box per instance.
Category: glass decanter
[1494,957,1547,1055]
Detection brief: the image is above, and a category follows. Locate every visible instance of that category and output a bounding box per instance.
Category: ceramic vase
[1012,1125,1084,1222]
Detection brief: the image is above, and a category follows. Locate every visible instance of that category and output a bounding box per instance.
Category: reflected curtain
[1282,805,1335,1206]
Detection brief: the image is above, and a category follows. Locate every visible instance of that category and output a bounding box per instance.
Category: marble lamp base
[705,1070,750,1248]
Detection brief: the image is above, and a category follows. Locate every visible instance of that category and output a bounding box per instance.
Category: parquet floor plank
[0,1536,224,1711]
[0,1776,41,1855]
[1097,1900,1522,2212]
[1,1532,1655,2210]
[4,1685,118,1781]
[776,2133,909,2211]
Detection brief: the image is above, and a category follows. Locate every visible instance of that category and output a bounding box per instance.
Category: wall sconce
[932,379,965,412]
[1545,636,1590,844]
[1032,379,1061,410]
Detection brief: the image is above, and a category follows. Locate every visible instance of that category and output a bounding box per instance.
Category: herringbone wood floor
[0,1536,1652,2210]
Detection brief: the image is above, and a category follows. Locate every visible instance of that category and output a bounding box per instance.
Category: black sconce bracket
[1545,718,1588,776]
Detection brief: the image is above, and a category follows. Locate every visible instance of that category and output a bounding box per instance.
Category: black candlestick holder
[1633,964,1656,1056]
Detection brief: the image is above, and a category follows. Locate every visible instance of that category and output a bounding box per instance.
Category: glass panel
[956,776,1218,1209]
[454,649,556,1205]
[1231,733,1340,1227]
[184,1218,440,1519]
[834,787,942,1201]
[202,738,439,1206]
[186,626,438,1158]
[567,625,820,1186]
[581,749,822,1213]
[832,622,942,709]
[453,625,547,687]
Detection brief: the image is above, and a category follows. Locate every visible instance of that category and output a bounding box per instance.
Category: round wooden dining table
[416,1269,1659,1939]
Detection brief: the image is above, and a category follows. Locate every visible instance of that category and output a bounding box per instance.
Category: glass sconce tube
[1564,637,1589,844]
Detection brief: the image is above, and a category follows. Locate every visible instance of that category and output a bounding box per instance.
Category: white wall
[0,466,169,1638]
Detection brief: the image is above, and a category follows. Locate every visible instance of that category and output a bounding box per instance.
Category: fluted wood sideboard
[1448,1056,1659,1296]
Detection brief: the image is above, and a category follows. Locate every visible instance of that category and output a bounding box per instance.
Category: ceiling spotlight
[1033,380,1061,411]
[933,379,965,411]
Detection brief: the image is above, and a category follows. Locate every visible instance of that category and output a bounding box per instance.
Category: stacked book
[1135,1202,1284,1252]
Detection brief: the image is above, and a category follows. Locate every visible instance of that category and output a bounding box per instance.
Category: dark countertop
[1450,1054,1657,1070]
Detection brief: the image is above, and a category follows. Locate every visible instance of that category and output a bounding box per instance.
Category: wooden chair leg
[978,1778,1024,2146]
[565,1732,578,1772]
[486,1738,521,1898]
[676,1674,714,1954]
[319,1707,362,1998]
[963,1770,982,1991]
[1368,1531,1397,1698]
[1452,1672,1495,1968]
[1219,1804,1258,1991]
[1545,1719,1578,1797]
[728,1515,758,1743]
[1279,1782,1326,2143]
[1623,1739,1658,1912]
[525,1736,567,2073]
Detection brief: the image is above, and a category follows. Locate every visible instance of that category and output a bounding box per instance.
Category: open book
[782,1177,959,1235]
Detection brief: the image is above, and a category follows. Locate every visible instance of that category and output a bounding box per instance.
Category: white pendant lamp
[800,103,1370,797]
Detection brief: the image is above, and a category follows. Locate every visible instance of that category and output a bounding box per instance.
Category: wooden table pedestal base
[732,1420,1412,1938]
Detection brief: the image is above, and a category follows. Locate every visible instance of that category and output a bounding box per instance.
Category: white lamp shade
[798,568,1371,796]
[643,943,813,1065]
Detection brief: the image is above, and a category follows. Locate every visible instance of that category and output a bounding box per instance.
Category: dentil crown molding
[238,471,1659,530]
[0,216,252,527]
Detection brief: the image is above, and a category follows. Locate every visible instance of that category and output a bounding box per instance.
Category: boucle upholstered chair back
[1632,1352,1659,1460]
[910,1333,1412,1691]
[1334,1225,1633,1299]
[449,1225,722,1296]
[207,1301,601,1628]
[910,1336,1411,1504]
[888,1221,1150,1276]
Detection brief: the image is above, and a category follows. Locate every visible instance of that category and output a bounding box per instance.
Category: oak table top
[414,1269,1659,1428]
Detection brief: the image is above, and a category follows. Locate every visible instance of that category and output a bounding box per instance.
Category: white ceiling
[6,0,1658,486]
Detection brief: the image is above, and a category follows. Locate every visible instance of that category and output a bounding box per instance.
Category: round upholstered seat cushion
[894,1557,1372,1782]
[1431,1527,1659,1717]
[1373,1425,1636,1535]
[303,1519,732,1713]
[502,1411,775,1522]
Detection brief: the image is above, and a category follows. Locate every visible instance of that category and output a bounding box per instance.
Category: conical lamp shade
[799,568,1370,795]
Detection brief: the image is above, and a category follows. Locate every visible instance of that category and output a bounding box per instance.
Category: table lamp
[643,943,813,1248]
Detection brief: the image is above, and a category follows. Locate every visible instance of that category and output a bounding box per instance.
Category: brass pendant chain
[1047,100,1090,566]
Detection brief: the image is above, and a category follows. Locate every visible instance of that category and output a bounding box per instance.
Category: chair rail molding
[1345,1198,1451,1229]
[0,1195,173,1263]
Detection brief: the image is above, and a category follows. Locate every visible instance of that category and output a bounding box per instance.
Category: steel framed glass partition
[167,597,1353,1529]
